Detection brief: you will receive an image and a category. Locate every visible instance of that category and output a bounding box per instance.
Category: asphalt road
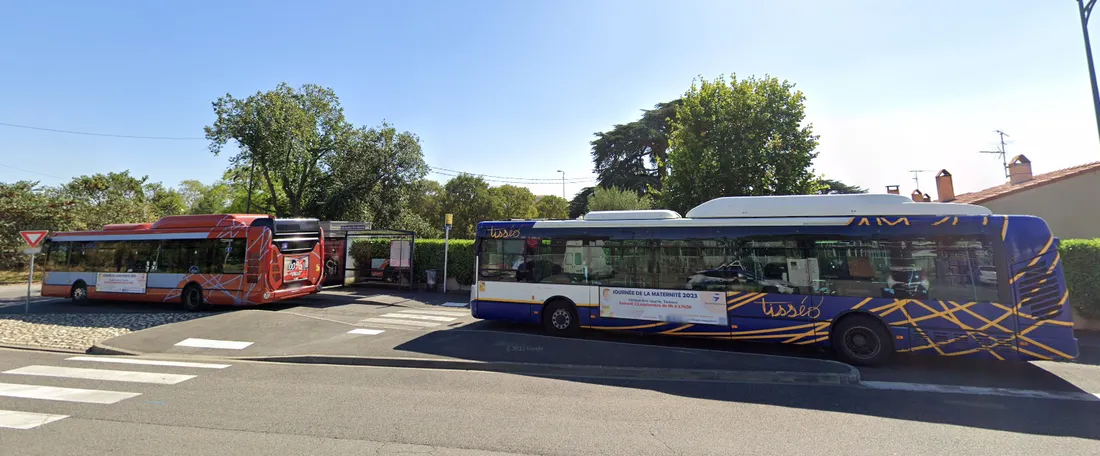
[0,348,1098,455]
[6,285,1100,395]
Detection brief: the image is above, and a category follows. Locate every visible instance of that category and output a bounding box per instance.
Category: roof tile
[952,160,1100,204]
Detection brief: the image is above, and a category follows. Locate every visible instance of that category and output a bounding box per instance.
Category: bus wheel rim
[551,309,571,330]
[844,327,879,359]
[74,287,86,300]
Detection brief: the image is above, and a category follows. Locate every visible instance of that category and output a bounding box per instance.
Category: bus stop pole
[25,254,34,314]
[443,214,452,293]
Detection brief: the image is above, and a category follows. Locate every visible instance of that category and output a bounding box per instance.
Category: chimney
[911,189,923,202]
[886,185,900,195]
[1008,155,1033,184]
[935,169,955,202]
[922,192,932,202]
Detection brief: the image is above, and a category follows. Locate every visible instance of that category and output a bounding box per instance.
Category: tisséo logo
[288,259,305,272]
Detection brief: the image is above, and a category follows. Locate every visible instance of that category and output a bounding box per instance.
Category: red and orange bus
[41,214,324,311]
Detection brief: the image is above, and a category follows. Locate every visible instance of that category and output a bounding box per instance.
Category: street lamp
[556,170,565,199]
[1079,0,1100,145]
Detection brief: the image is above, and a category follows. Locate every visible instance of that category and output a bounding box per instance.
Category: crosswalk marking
[0,382,140,404]
[0,410,69,430]
[65,356,231,369]
[398,309,469,318]
[174,338,253,350]
[360,317,442,328]
[380,313,456,322]
[4,365,196,385]
[348,328,385,335]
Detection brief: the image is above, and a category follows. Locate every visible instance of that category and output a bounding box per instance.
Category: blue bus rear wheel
[831,314,893,366]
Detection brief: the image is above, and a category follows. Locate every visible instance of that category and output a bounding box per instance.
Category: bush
[349,238,476,286]
[1060,239,1100,319]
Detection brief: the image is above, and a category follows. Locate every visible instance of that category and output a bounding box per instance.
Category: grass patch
[0,269,44,285]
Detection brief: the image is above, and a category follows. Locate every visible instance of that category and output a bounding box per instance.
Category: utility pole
[556,170,565,199]
[1079,0,1100,146]
[979,130,1010,178]
[245,156,255,213]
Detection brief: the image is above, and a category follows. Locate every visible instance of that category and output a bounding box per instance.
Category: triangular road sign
[19,230,49,248]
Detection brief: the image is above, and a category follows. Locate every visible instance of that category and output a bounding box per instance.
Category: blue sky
[0,1,1096,201]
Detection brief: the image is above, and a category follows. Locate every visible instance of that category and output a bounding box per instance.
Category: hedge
[350,238,476,286]
[1060,239,1100,319]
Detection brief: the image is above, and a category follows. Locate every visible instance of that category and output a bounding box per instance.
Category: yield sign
[19,230,49,248]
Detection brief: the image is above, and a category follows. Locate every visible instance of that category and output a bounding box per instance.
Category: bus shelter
[319,221,415,290]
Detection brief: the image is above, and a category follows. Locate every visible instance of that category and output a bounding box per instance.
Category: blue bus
[470,194,1078,366]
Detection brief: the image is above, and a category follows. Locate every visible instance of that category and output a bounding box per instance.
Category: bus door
[726,240,821,342]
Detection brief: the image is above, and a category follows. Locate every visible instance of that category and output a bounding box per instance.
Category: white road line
[3,366,195,386]
[4,366,196,385]
[65,356,231,369]
[360,317,441,328]
[861,381,1100,402]
[398,310,469,317]
[0,382,140,404]
[381,313,456,322]
[174,338,253,350]
[348,328,385,335]
[0,410,69,430]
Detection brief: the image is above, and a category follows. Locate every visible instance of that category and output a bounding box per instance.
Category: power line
[430,166,593,183]
[0,163,67,180]
[429,169,596,185]
[0,121,599,184]
[0,122,205,140]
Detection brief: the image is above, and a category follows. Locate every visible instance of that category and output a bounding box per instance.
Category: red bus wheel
[181,285,207,312]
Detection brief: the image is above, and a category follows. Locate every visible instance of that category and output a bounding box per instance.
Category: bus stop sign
[20,230,48,248]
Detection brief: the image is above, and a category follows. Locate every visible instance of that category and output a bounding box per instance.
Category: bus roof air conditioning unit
[685,194,992,218]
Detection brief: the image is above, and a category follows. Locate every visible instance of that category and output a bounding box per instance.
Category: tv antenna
[979,130,1010,178]
[908,169,934,191]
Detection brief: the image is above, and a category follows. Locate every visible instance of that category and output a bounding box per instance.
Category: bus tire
[71,282,89,303]
[831,314,894,367]
[542,300,579,336]
[181,284,207,312]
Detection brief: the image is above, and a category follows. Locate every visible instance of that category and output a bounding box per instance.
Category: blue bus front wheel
[542,300,579,336]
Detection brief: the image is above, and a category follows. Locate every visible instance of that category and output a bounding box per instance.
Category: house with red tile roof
[925,155,1100,239]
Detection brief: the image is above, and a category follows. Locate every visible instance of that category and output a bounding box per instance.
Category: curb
[237,354,862,385]
[87,343,144,356]
[0,343,87,355]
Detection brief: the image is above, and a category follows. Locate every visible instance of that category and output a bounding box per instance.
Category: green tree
[534,195,570,219]
[489,185,538,220]
[663,74,821,214]
[587,186,653,212]
[591,100,680,195]
[205,82,352,216]
[179,179,234,214]
[395,179,444,238]
[568,187,595,218]
[441,174,493,238]
[0,181,77,269]
[60,171,152,229]
[306,123,428,226]
[817,179,867,195]
[221,166,285,214]
[145,183,187,218]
